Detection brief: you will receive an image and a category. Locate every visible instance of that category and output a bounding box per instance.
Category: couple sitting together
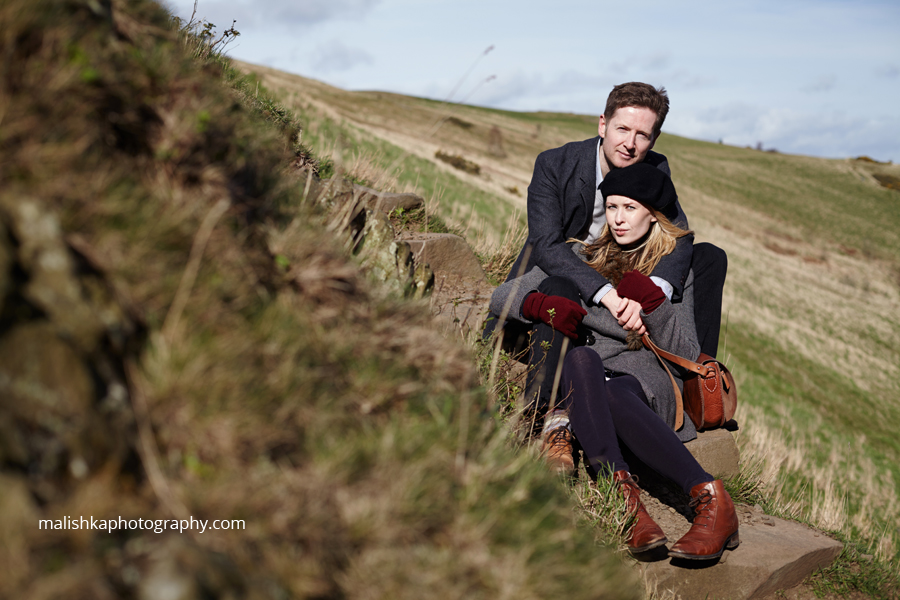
[487,82,738,561]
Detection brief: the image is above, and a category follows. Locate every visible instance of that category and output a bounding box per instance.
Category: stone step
[402,233,492,336]
[352,184,425,214]
[636,503,842,599]
[402,233,487,282]
[622,426,841,598]
[623,428,740,497]
[684,427,741,480]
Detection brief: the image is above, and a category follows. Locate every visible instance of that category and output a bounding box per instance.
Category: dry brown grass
[736,403,899,563]
[675,182,900,394]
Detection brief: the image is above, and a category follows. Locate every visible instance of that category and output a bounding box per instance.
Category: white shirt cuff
[592,283,614,305]
[650,276,674,300]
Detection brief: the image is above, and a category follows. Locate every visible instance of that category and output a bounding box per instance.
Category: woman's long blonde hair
[576,211,692,283]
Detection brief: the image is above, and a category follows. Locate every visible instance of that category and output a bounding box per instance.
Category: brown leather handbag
[642,334,737,431]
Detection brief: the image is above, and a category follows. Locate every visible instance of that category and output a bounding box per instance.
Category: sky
[164,0,900,162]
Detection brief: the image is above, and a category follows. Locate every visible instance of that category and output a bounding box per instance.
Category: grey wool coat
[490,255,701,442]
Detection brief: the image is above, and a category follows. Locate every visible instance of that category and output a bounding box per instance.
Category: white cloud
[608,53,672,75]
[603,55,714,92]
[164,0,382,31]
[801,74,837,93]
[450,69,614,114]
[765,112,899,161]
[311,40,374,73]
[263,0,382,24]
[667,104,899,161]
[666,70,717,91]
[875,63,899,79]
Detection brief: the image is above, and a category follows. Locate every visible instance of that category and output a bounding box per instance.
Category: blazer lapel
[577,136,601,235]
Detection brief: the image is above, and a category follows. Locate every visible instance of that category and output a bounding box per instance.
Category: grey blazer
[490,259,701,442]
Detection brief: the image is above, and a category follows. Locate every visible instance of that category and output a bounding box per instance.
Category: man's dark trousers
[691,242,727,358]
[523,276,584,419]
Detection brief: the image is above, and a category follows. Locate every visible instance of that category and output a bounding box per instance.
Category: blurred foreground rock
[297,171,435,299]
[0,198,141,504]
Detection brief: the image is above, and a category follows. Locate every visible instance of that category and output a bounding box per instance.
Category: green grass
[655,135,900,262]
[726,325,900,568]
[728,326,899,452]
[295,107,520,237]
[809,537,899,599]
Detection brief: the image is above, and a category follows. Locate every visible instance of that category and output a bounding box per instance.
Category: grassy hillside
[239,64,900,579]
[655,137,900,566]
[0,1,643,598]
[237,61,610,246]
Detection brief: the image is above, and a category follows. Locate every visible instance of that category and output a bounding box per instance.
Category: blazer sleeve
[648,226,693,301]
[641,270,700,361]
[526,151,609,301]
[644,155,692,301]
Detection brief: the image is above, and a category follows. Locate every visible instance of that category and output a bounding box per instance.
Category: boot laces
[545,427,570,450]
[689,489,714,526]
[616,474,642,513]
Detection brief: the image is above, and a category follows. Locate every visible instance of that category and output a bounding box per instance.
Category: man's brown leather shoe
[613,470,668,554]
[668,479,740,560]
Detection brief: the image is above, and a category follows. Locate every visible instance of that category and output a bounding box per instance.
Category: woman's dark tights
[560,347,713,494]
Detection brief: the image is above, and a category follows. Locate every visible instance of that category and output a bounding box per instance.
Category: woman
[489,162,739,560]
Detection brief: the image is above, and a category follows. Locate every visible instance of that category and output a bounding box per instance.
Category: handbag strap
[641,334,684,431]
[641,333,716,378]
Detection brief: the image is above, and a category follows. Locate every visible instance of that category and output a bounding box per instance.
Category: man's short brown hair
[604,82,670,139]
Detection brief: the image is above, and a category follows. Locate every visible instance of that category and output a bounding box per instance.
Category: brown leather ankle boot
[613,470,667,554]
[541,427,575,475]
[668,479,740,560]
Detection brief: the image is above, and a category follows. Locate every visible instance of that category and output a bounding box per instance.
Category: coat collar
[578,136,601,186]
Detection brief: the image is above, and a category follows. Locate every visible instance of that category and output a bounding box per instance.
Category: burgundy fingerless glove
[522,292,587,339]
[617,270,666,314]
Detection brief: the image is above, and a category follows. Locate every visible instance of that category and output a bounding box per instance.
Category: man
[487,82,727,461]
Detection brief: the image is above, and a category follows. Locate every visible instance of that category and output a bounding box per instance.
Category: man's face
[598,106,658,170]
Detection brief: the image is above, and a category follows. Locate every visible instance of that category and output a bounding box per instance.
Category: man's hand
[522,292,587,340]
[599,289,646,334]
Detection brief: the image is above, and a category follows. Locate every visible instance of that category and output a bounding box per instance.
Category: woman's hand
[600,289,647,334]
[522,292,587,339]
[616,297,647,334]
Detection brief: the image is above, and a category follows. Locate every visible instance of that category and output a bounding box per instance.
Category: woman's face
[605,195,657,246]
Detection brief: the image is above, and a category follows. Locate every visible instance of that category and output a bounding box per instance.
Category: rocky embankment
[291,169,496,336]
